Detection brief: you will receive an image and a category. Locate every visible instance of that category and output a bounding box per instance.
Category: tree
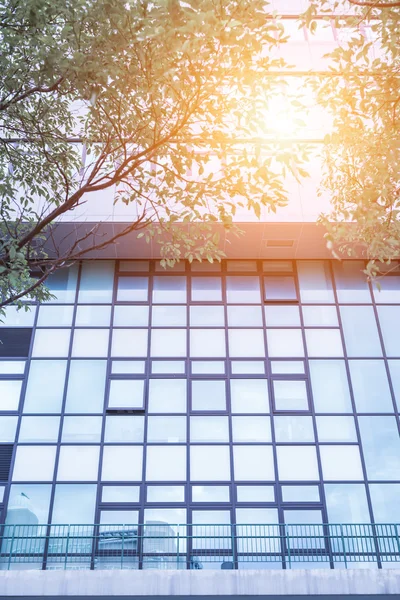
[0,0,310,309]
[303,0,400,277]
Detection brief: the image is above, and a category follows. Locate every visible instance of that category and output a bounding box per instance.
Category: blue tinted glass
[340,306,382,357]
[349,360,394,413]
[358,416,400,480]
[377,306,400,357]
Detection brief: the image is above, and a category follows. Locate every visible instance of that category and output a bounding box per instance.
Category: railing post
[121,528,125,570]
[285,525,291,570]
[231,524,236,569]
[176,527,180,569]
[64,525,71,570]
[340,524,347,569]
[7,525,15,571]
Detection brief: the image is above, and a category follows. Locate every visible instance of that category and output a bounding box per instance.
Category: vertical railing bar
[64,525,70,570]
[7,525,15,571]
[285,524,291,569]
[340,524,347,569]
[177,527,180,570]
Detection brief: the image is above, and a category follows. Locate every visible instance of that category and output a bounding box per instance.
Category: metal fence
[0,523,399,570]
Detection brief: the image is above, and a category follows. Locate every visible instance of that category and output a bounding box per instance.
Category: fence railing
[0,523,399,570]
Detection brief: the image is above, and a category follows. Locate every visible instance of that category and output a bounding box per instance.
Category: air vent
[0,445,13,481]
[106,409,145,415]
[0,328,33,357]
[266,240,295,247]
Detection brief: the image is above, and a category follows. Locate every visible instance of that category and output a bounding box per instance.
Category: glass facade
[1,259,400,569]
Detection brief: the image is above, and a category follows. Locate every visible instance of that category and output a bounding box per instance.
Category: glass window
[117,276,148,302]
[0,306,36,327]
[112,329,148,357]
[333,261,371,303]
[191,446,230,481]
[189,306,225,326]
[277,446,319,481]
[232,416,271,442]
[143,508,186,539]
[340,306,382,357]
[227,260,257,272]
[309,360,352,413]
[320,446,363,481]
[369,484,400,522]
[65,360,106,413]
[108,380,145,410]
[191,416,229,442]
[100,510,138,526]
[191,277,222,302]
[228,329,265,358]
[236,485,274,503]
[146,446,186,481]
[297,261,334,303]
[302,306,338,327]
[151,329,186,357]
[148,379,186,413]
[24,360,67,413]
[101,446,143,481]
[233,446,274,481]
[6,484,52,524]
[190,329,225,357]
[191,361,225,374]
[349,360,393,413]
[316,416,357,442]
[274,416,314,442]
[51,484,97,524]
[147,416,186,443]
[230,379,269,413]
[264,306,301,327]
[75,305,111,327]
[19,416,60,442]
[377,306,400,357]
[155,261,185,272]
[263,261,293,273]
[37,305,74,327]
[191,261,221,272]
[78,261,114,304]
[111,360,145,375]
[359,416,400,480]
[192,486,230,503]
[0,380,22,411]
[264,276,297,301]
[46,265,78,304]
[152,306,186,327]
[57,446,100,481]
[373,276,400,303]
[151,360,185,374]
[0,416,18,441]
[32,329,71,358]
[113,306,149,327]
[62,416,102,443]
[191,380,226,411]
[270,361,304,374]
[226,277,261,303]
[273,380,308,411]
[153,277,186,303]
[147,485,185,503]
[0,361,25,375]
[72,329,109,357]
[305,329,343,357]
[104,416,144,443]
[102,486,140,503]
[281,485,320,503]
[12,446,56,481]
[227,306,263,327]
[325,483,370,523]
[231,361,265,374]
[388,360,400,410]
[267,329,304,357]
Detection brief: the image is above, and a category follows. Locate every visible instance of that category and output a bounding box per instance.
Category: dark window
[0,328,32,357]
[0,445,13,480]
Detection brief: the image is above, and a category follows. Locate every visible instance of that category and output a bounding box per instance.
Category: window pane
[349,360,393,413]
[7,484,52,524]
[152,306,186,327]
[113,306,149,327]
[102,486,140,503]
[62,416,102,443]
[305,329,343,357]
[281,486,320,503]
[12,446,56,482]
[190,306,225,326]
[72,329,109,358]
[340,306,382,357]
[112,329,148,357]
[263,261,293,273]
[309,360,352,413]
[191,417,229,442]
[191,261,221,272]
[277,447,319,481]
[147,486,185,503]
[302,306,338,327]
[117,276,148,302]
[104,416,144,443]
[264,306,301,327]
[46,265,78,304]
[230,379,269,413]
[102,446,143,481]
[320,446,363,481]
[192,486,230,503]
[369,484,400,522]
[100,510,138,526]
[191,361,225,374]
[388,360,400,410]
[274,416,314,442]
[373,276,400,303]
[316,416,357,442]
[0,416,18,441]
[232,416,271,442]
[78,261,114,304]
[151,329,186,357]
[19,416,60,442]
[191,277,222,302]
[75,305,111,327]
[236,485,274,503]
[0,306,36,327]
[359,416,400,480]
[191,380,226,411]
[229,329,266,358]
[264,276,297,301]
[0,361,25,375]
[267,329,304,357]
[146,446,186,481]
[0,380,22,411]
[233,446,274,481]
[147,416,186,443]
[377,306,400,357]
[226,277,261,303]
[153,277,186,303]
[151,360,185,374]
[52,484,97,524]
[108,380,144,410]
[65,360,106,413]
[231,361,265,374]
[333,261,371,303]
[227,306,263,327]
[24,360,67,413]
[111,360,145,374]
[191,446,230,481]
[227,260,257,272]
[297,261,334,303]
[270,361,304,374]
[37,305,74,327]
[273,380,308,411]
[190,329,225,357]
[148,379,186,413]
[57,446,100,481]
[32,329,71,358]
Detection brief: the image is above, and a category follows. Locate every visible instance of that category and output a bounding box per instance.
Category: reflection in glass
[191,380,226,411]
[113,329,148,357]
[320,446,363,481]
[316,416,357,442]
[52,484,97,524]
[281,486,320,503]
[264,306,301,327]
[309,360,352,413]
[226,277,261,303]
[372,276,400,303]
[46,265,78,304]
[274,416,314,442]
[102,447,143,481]
[37,305,74,327]
[349,360,393,413]
[232,416,271,442]
[151,360,185,374]
[369,484,400,522]
[72,329,109,357]
[192,486,230,503]
[65,360,106,413]
[104,416,145,443]
[152,306,186,327]
[236,486,274,503]
[147,486,185,503]
[333,261,371,303]
[233,446,274,481]
[0,361,25,375]
[75,305,111,327]
[19,416,60,442]
[388,360,400,410]
[190,329,225,357]
[270,361,304,375]
[108,380,144,409]
[358,416,400,480]
[377,306,400,357]
[100,510,138,525]
[6,484,52,524]
[151,329,186,357]
[264,276,297,301]
[24,361,67,413]
[227,306,263,327]
[325,484,370,523]
[153,277,186,303]
[147,416,186,443]
[62,416,102,443]
[12,446,57,482]
[189,306,225,326]
[32,329,71,358]
[148,379,186,413]
[146,446,186,481]
[0,380,22,411]
[57,446,100,481]
[78,261,114,304]
[267,329,304,357]
[277,446,319,481]
[191,446,230,481]
[302,306,338,327]
[230,379,269,413]
[228,329,265,357]
[191,416,229,442]
[117,277,148,302]
[111,360,145,374]
[340,306,382,357]
[102,486,140,503]
[191,277,222,302]
[297,261,334,303]
[0,416,18,442]
[0,306,36,327]
[273,380,308,411]
[305,329,343,357]
[113,306,149,327]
